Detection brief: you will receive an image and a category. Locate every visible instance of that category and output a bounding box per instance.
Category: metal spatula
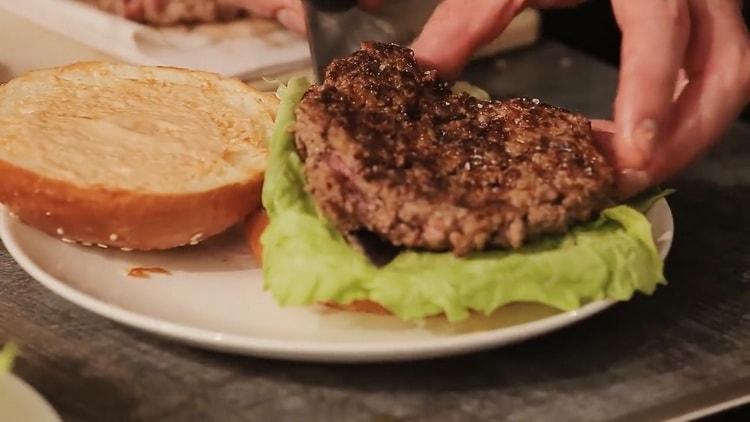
[303,0,440,81]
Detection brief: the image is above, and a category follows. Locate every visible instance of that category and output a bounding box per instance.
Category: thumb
[410,0,526,78]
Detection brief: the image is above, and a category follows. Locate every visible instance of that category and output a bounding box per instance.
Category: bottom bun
[1,160,263,251]
[321,300,393,315]
[244,208,269,265]
[244,209,397,316]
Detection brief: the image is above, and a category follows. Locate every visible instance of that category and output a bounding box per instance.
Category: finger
[142,0,167,20]
[220,0,305,33]
[590,119,617,163]
[589,119,651,198]
[530,0,586,8]
[591,119,615,134]
[611,0,691,169]
[411,0,527,79]
[143,0,178,23]
[220,0,302,18]
[358,0,382,12]
[623,0,750,196]
[122,0,145,19]
[277,6,307,34]
[610,66,688,195]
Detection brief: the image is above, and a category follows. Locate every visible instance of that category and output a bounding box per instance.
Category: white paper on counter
[0,0,539,82]
[0,0,310,79]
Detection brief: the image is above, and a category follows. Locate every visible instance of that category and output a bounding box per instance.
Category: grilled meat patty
[294,42,616,256]
[77,0,245,26]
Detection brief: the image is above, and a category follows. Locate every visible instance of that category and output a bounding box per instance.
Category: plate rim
[0,199,673,363]
[0,373,61,422]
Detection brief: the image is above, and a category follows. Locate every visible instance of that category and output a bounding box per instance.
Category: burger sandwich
[247,42,667,322]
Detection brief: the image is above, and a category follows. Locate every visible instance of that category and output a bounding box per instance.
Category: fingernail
[629,119,658,165]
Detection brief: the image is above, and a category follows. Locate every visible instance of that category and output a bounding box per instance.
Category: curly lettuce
[260,77,666,322]
[1,342,17,372]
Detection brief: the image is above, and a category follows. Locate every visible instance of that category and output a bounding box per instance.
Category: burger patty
[294,42,616,256]
[77,0,245,26]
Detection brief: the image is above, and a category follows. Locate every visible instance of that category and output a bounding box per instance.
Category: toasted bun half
[244,209,392,316]
[0,62,277,250]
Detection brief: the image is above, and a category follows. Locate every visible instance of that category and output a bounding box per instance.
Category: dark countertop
[1,41,749,421]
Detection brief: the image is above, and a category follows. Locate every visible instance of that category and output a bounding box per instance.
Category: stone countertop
[1,41,749,421]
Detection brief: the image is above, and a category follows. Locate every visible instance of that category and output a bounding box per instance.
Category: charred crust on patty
[294,42,616,256]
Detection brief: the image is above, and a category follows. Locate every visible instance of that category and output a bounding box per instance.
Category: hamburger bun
[0,62,277,250]
[244,208,393,316]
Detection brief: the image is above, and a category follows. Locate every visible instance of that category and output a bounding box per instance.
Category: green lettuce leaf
[261,77,666,322]
[451,81,491,101]
[1,342,17,372]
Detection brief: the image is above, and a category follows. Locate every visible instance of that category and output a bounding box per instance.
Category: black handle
[305,0,357,12]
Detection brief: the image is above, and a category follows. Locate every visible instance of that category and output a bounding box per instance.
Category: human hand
[219,0,307,34]
[409,0,583,78]
[220,0,383,34]
[118,0,247,25]
[119,0,307,32]
[607,0,750,196]
[410,0,750,197]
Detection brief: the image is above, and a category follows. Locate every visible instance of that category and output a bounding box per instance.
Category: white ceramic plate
[0,200,673,363]
[0,373,60,422]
